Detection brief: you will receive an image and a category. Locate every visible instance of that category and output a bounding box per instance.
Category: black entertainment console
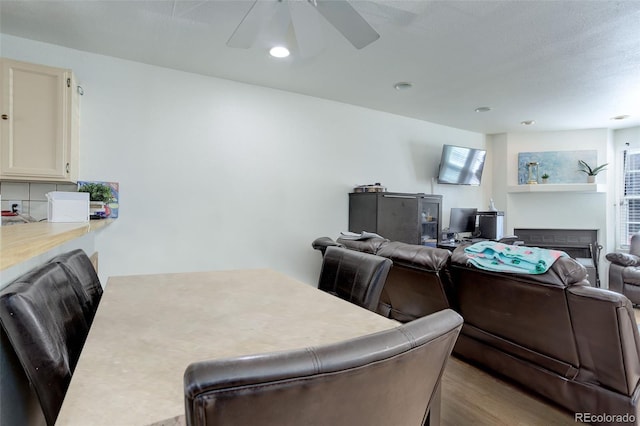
[348,192,442,247]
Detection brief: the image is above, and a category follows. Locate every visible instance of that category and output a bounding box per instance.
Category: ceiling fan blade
[260,1,291,47]
[227,0,280,48]
[312,0,380,49]
[289,1,325,58]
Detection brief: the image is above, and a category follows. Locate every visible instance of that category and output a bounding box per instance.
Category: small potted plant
[541,173,550,183]
[78,182,114,218]
[578,160,608,183]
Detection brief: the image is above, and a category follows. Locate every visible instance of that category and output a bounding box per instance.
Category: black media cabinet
[348,192,442,247]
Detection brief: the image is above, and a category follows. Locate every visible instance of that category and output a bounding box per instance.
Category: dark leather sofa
[313,237,640,423]
[450,244,640,423]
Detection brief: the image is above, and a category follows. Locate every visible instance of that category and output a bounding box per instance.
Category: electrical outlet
[7,200,22,214]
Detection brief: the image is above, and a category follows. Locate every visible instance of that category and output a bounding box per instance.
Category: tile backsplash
[0,182,78,221]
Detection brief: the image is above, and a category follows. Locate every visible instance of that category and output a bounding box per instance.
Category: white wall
[501,129,612,236]
[615,127,640,149]
[487,133,509,214]
[2,35,487,285]
[488,129,614,285]
[503,129,611,188]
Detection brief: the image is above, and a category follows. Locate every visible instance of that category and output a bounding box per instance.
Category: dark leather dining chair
[0,262,90,426]
[317,245,392,311]
[50,248,103,324]
[184,308,463,426]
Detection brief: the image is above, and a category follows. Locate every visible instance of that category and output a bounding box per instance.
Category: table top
[56,269,398,426]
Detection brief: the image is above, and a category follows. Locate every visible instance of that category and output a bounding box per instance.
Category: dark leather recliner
[0,262,90,426]
[450,245,640,422]
[606,233,640,305]
[311,236,344,255]
[317,246,392,312]
[373,241,452,321]
[184,309,463,426]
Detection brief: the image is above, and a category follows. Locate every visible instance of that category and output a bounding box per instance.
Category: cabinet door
[349,193,378,233]
[0,59,78,182]
[377,194,420,244]
[418,197,441,246]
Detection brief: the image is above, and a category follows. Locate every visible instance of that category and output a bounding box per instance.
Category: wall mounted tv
[437,144,487,185]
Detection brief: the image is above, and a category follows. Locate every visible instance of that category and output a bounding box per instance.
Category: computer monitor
[449,208,478,234]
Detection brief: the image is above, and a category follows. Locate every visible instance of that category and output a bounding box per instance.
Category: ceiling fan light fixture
[269,46,290,58]
[228,0,379,56]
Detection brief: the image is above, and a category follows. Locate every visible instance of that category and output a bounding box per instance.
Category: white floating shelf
[507,183,606,193]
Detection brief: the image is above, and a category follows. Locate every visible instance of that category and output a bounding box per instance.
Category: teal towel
[463,241,568,274]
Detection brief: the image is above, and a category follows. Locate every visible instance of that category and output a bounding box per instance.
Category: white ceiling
[1,0,639,134]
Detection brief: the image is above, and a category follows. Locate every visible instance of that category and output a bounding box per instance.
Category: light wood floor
[439,308,640,425]
[441,357,576,425]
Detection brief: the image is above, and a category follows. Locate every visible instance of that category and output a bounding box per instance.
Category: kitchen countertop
[0,220,113,271]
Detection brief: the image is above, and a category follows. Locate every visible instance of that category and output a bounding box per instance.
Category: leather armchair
[606,233,640,304]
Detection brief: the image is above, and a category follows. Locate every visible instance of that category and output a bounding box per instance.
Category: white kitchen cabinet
[0,58,79,182]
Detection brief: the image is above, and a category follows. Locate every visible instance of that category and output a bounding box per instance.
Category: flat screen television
[437,144,486,185]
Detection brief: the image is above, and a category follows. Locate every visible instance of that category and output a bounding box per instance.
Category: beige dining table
[56,269,399,426]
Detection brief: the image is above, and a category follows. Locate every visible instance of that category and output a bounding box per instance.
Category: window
[619,149,640,248]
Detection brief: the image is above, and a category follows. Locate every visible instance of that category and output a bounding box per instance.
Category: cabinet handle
[382,195,417,199]
[1,114,7,120]
[66,163,70,174]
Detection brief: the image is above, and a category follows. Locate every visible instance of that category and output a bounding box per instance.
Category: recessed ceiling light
[521,120,535,126]
[269,46,290,58]
[611,114,631,121]
[474,106,492,113]
[394,82,413,91]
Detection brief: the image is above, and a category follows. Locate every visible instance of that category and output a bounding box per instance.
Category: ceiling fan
[227,0,380,55]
